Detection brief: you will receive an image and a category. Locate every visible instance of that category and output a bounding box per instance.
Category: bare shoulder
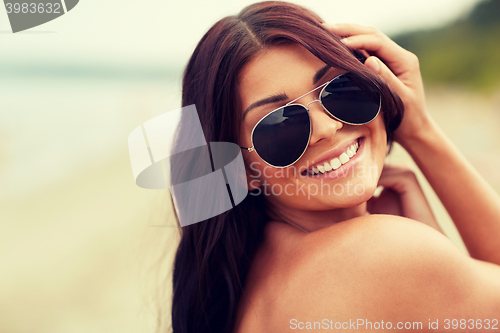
[278,214,500,326]
[235,215,500,332]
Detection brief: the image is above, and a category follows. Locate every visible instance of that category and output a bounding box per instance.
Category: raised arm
[323,23,500,265]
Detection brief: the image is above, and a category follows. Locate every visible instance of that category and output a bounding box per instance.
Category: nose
[307,100,343,146]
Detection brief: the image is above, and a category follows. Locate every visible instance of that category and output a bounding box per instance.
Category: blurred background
[0,0,499,332]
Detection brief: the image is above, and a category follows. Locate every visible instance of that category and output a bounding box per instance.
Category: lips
[301,138,361,176]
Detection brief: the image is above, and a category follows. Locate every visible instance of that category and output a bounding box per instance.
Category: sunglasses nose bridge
[306,99,332,119]
[305,99,321,109]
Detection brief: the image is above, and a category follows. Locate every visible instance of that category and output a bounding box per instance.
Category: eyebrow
[242,64,332,119]
[313,64,331,85]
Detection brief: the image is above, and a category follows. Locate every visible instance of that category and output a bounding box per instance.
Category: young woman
[169,2,500,332]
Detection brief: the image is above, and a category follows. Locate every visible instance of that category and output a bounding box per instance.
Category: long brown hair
[170,2,404,332]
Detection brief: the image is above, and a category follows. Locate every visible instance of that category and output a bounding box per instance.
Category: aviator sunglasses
[240,71,382,168]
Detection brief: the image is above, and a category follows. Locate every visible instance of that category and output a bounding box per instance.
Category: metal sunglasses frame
[240,72,382,168]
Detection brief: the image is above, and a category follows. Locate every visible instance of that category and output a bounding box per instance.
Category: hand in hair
[323,22,428,148]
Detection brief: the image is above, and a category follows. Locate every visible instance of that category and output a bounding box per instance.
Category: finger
[341,35,411,76]
[358,49,370,59]
[364,56,407,96]
[376,175,403,193]
[372,185,384,197]
[324,23,417,77]
[379,163,416,180]
[323,23,377,37]
[376,170,417,194]
[380,163,415,175]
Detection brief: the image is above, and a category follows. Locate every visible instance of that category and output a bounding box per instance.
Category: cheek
[245,157,300,192]
[364,115,387,179]
[370,115,387,149]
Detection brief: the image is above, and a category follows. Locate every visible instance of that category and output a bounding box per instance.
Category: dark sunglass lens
[252,105,310,167]
[321,72,381,124]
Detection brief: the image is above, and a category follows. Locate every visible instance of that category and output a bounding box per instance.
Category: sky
[0,0,483,70]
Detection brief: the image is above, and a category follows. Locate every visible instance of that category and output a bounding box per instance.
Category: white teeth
[307,140,360,176]
[339,152,349,164]
[330,158,341,170]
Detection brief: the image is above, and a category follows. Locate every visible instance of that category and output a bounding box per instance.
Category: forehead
[237,44,330,108]
[238,43,326,82]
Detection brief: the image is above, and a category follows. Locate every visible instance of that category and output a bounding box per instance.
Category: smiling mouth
[301,138,361,176]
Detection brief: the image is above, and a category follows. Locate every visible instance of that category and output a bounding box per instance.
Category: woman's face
[238,43,387,211]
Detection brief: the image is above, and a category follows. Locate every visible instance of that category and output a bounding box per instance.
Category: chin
[284,179,377,211]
